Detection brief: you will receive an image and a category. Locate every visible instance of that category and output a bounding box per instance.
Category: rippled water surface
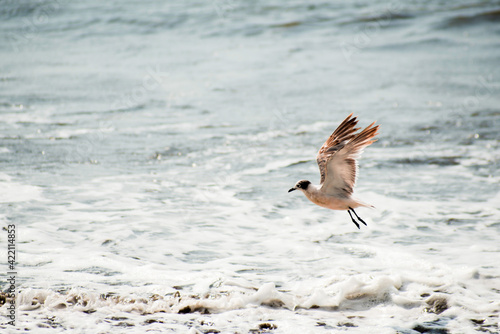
[1,0,500,333]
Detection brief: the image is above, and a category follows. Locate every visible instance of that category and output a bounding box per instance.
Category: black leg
[347,210,360,229]
[349,207,367,226]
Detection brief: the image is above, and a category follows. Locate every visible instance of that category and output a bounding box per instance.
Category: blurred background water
[1,0,499,333]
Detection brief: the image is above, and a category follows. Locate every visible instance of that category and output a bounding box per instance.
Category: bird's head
[288,180,311,193]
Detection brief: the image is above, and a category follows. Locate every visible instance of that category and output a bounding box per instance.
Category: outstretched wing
[316,114,379,196]
[316,113,360,185]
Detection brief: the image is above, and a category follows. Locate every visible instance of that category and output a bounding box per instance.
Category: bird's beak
[288,187,296,193]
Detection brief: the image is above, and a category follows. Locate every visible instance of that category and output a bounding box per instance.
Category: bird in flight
[288,114,379,229]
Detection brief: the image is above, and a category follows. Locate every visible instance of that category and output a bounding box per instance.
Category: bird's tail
[352,197,375,209]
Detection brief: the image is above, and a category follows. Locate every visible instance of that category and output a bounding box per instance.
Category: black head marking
[296,180,311,190]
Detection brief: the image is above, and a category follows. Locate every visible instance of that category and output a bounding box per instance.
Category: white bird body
[288,113,379,228]
[300,184,367,211]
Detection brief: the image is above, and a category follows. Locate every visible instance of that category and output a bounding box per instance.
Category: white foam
[0,173,43,203]
[6,264,496,332]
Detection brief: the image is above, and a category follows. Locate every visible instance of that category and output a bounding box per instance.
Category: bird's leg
[349,207,367,226]
[347,210,360,229]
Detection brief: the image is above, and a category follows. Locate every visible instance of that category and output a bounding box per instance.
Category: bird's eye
[297,184,301,188]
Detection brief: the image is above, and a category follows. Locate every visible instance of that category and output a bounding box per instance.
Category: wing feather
[316,115,379,196]
[316,113,359,184]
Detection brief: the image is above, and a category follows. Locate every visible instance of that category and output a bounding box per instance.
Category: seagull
[288,113,379,229]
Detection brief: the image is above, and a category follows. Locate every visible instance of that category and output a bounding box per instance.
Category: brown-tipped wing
[316,113,360,185]
[316,114,379,196]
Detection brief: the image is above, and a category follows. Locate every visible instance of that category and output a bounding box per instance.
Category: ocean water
[1,0,500,333]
